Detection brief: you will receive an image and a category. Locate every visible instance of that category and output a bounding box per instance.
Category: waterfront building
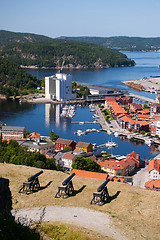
[76,141,93,153]
[151,121,160,136]
[55,138,76,151]
[17,140,54,155]
[1,126,26,140]
[28,132,41,143]
[45,73,72,101]
[126,151,140,168]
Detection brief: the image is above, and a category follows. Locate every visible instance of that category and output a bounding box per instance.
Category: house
[76,141,93,153]
[54,150,68,166]
[134,120,149,132]
[115,96,133,105]
[61,152,76,170]
[150,103,160,114]
[148,159,160,179]
[28,132,41,142]
[1,126,26,140]
[17,140,54,155]
[71,169,126,183]
[126,151,140,168]
[151,121,160,136]
[145,179,160,191]
[55,138,76,151]
[129,103,142,112]
[97,158,135,176]
[72,148,85,155]
[108,102,126,119]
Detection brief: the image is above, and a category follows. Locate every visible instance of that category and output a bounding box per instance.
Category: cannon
[18,170,43,194]
[55,173,75,198]
[90,176,110,205]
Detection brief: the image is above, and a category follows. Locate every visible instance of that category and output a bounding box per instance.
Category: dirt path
[12,206,128,240]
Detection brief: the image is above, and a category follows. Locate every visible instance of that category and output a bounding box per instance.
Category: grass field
[1,163,160,240]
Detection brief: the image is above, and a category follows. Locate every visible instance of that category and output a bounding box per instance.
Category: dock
[128,93,156,104]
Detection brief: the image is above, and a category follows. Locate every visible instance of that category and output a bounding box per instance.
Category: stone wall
[0,177,12,212]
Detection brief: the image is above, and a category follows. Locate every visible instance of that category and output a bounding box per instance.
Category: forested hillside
[0,40,135,69]
[0,57,41,98]
[0,30,53,48]
[60,36,160,51]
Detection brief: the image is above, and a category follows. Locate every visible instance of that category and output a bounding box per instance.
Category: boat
[114,132,120,137]
[92,143,97,150]
[145,138,154,146]
[79,122,84,125]
[106,138,117,148]
[107,130,112,135]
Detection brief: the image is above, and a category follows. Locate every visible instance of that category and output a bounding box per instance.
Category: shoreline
[121,76,160,93]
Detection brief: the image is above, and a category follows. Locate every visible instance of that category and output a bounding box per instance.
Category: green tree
[72,156,101,172]
[49,131,59,141]
[64,146,72,151]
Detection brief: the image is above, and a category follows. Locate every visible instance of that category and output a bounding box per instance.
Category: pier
[128,93,156,104]
[72,121,99,124]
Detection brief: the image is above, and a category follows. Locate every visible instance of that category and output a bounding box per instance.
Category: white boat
[114,132,120,137]
[106,138,117,148]
[107,130,112,135]
[92,143,97,150]
[145,139,154,146]
[79,122,84,125]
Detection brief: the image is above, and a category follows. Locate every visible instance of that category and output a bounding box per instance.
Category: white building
[45,73,72,101]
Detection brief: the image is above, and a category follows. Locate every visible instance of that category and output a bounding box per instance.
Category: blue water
[1,52,160,160]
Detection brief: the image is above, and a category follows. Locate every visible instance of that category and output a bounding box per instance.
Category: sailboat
[106,137,117,148]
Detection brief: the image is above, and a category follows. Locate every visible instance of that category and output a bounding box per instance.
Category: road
[133,165,149,188]
[12,206,128,240]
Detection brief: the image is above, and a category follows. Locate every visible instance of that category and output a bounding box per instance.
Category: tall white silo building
[45,73,72,101]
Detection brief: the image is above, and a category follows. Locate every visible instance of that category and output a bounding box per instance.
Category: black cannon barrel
[62,173,75,186]
[28,170,43,182]
[97,178,110,192]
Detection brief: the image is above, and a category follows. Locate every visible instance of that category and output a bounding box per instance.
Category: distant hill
[59,36,160,51]
[0,30,53,48]
[0,40,135,69]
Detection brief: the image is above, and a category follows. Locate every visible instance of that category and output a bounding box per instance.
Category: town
[1,84,160,192]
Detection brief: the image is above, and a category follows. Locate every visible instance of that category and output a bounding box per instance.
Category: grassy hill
[1,163,160,240]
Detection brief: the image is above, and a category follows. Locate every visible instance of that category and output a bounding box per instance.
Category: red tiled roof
[29,132,40,138]
[145,179,160,189]
[56,138,75,145]
[130,103,142,110]
[120,116,132,123]
[2,138,26,143]
[71,169,126,182]
[135,120,149,126]
[76,142,91,148]
[62,153,75,160]
[148,159,160,172]
[105,97,116,102]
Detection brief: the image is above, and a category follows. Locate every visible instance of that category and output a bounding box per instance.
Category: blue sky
[1,0,160,38]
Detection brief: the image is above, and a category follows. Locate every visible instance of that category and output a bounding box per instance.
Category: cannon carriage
[18,170,43,194]
[55,173,75,198]
[90,177,110,205]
